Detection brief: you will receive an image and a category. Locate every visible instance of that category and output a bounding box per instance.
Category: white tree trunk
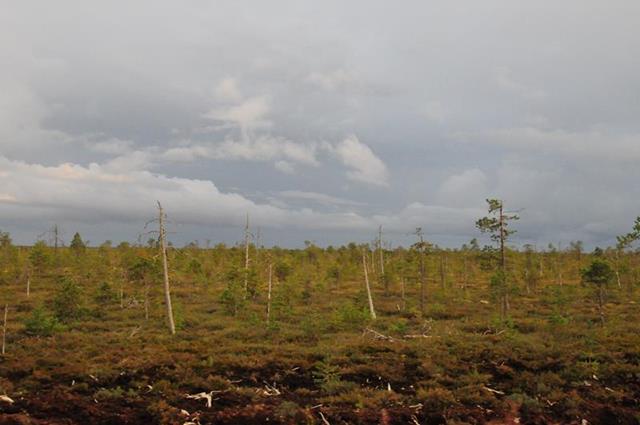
[144,280,149,321]
[120,279,124,308]
[267,263,273,324]
[2,304,7,355]
[362,249,377,320]
[244,213,250,296]
[401,277,406,311]
[462,255,468,290]
[378,225,385,276]
[369,249,375,276]
[158,201,176,335]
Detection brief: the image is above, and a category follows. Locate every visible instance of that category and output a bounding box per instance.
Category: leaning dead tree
[157,201,176,335]
[362,247,377,320]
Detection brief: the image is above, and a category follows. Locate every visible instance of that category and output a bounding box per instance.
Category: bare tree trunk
[244,213,250,296]
[378,225,385,276]
[362,249,377,320]
[54,224,59,257]
[158,201,176,335]
[558,267,563,287]
[370,249,375,276]
[378,226,389,295]
[256,227,261,271]
[2,304,7,355]
[419,249,426,314]
[556,243,564,286]
[444,256,448,288]
[462,255,468,290]
[400,277,406,311]
[598,285,605,326]
[630,269,638,295]
[556,254,564,287]
[119,269,125,309]
[266,263,273,324]
[26,273,30,298]
[615,250,622,288]
[439,253,446,289]
[499,203,508,319]
[144,280,149,321]
[538,253,544,279]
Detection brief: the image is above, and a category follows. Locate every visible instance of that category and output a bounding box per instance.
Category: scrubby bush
[172,300,187,330]
[53,277,84,323]
[29,240,50,275]
[388,319,409,335]
[220,267,245,316]
[274,261,292,282]
[275,401,302,421]
[313,360,357,395]
[94,281,117,305]
[325,264,341,288]
[24,306,65,336]
[94,386,125,401]
[330,301,369,330]
[416,387,458,413]
[582,259,615,324]
[70,232,86,257]
[186,258,203,275]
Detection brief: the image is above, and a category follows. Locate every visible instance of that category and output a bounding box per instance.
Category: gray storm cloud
[0,1,639,247]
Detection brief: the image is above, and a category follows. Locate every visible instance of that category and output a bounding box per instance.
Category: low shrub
[53,277,84,323]
[24,306,65,336]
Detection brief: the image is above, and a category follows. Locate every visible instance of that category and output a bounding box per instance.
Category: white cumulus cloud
[203,95,271,129]
[214,77,242,102]
[330,136,390,187]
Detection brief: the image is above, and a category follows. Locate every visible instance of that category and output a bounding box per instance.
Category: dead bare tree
[362,247,377,320]
[119,268,125,309]
[266,263,273,325]
[157,201,176,335]
[439,251,447,289]
[461,252,469,290]
[144,278,150,321]
[400,277,406,311]
[255,227,262,270]
[369,248,375,276]
[556,243,564,286]
[2,304,7,355]
[53,224,60,255]
[37,224,64,260]
[26,272,30,298]
[378,225,385,276]
[378,226,390,295]
[243,213,253,297]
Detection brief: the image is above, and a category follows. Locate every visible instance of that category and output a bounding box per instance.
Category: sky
[1,1,639,249]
